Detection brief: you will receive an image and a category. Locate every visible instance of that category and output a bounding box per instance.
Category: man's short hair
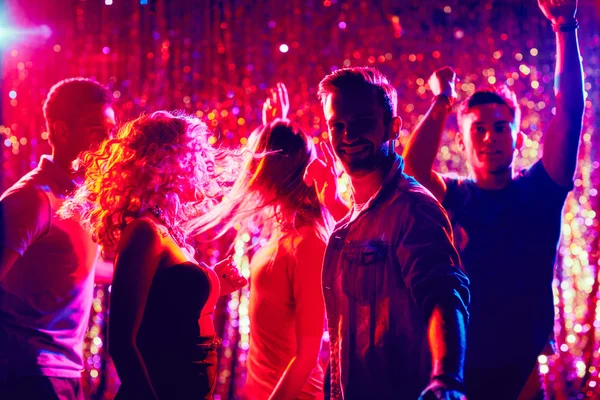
[457,85,521,130]
[43,78,112,132]
[317,67,398,125]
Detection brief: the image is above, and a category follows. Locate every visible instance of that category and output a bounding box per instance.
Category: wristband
[432,94,454,111]
[552,18,579,32]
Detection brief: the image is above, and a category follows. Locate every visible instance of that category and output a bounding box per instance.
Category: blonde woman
[189,85,332,399]
[62,111,247,399]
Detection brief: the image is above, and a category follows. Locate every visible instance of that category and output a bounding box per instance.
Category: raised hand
[210,256,248,296]
[262,82,290,125]
[428,66,457,99]
[304,141,350,220]
[538,0,577,25]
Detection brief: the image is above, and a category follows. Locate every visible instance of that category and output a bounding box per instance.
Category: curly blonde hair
[61,111,241,252]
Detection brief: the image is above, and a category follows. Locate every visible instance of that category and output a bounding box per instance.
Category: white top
[0,155,98,378]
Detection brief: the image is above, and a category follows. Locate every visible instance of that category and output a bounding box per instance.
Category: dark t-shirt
[442,160,571,368]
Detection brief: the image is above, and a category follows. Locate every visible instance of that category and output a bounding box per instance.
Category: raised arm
[538,0,585,187]
[269,233,326,400]
[304,141,352,221]
[402,67,457,202]
[108,218,163,400]
[262,82,290,125]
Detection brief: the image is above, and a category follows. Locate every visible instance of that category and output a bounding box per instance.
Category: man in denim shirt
[314,67,470,400]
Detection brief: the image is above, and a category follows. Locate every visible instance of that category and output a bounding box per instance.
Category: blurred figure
[316,66,470,400]
[402,1,584,398]
[189,83,332,400]
[62,111,246,399]
[0,78,115,400]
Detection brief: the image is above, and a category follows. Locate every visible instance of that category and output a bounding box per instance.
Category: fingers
[234,276,248,288]
[262,98,272,125]
[277,82,289,109]
[213,255,235,272]
[220,266,241,279]
[276,82,290,119]
[303,157,327,186]
[320,141,337,169]
[262,98,272,113]
[222,267,247,288]
[221,269,240,280]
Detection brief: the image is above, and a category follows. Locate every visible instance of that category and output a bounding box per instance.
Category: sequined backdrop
[1,0,599,399]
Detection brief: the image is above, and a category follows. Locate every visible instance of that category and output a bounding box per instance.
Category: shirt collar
[38,155,77,194]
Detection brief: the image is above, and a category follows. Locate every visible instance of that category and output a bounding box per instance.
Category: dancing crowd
[0,1,586,399]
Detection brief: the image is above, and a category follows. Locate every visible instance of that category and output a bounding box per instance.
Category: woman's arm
[109,218,163,399]
[269,233,327,400]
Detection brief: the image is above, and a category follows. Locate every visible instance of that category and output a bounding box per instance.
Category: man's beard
[343,142,390,176]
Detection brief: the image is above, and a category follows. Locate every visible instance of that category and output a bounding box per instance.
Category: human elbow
[556,92,585,119]
[108,326,137,360]
[294,351,320,372]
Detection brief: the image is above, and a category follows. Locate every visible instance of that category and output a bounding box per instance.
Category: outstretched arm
[539,0,585,187]
[402,67,457,202]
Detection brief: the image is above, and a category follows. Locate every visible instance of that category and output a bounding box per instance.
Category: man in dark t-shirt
[402,1,585,399]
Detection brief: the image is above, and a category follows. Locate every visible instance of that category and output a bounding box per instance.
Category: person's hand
[538,0,577,26]
[428,66,457,100]
[418,379,466,400]
[304,141,350,220]
[262,82,290,125]
[211,256,248,296]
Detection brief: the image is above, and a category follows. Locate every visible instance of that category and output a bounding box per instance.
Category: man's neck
[472,168,513,190]
[350,157,394,204]
[51,152,78,181]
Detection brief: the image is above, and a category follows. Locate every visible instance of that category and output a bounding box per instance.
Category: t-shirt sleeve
[395,200,470,319]
[520,160,573,207]
[441,174,469,216]
[0,186,50,256]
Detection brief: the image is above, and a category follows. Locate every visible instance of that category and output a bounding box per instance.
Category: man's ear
[387,116,402,141]
[456,131,466,152]
[49,121,69,146]
[515,130,525,151]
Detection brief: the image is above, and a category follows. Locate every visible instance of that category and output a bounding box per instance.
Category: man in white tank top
[0,78,116,400]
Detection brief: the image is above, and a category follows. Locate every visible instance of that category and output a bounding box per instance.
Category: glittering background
[1,0,599,399]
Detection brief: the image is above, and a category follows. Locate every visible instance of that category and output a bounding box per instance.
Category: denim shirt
[322,156,470,400]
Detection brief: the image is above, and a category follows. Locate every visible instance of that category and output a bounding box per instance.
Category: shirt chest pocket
[341,242,388,304]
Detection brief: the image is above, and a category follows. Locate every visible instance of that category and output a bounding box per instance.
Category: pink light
[102,47,110,55]
[339,21,347,29]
